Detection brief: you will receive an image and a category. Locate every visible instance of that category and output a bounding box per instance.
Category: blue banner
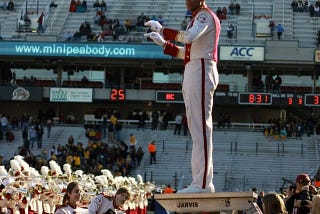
[0,41,172,59]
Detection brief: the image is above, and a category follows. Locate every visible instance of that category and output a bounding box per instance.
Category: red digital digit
[314,96,320,105]
[288,97,293,105]
[298,98,303,105]
[110,89,117,100]
[249,94,254,103]
[256,94,262,103]
[118,89,125,100]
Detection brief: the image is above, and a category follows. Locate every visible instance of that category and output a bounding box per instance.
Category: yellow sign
[315,50,320,63]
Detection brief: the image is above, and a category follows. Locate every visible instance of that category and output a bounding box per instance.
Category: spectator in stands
[285,173,312,214]
[66,112,75,124]
[273,74,282,92]
[49,0,58,8]
[309,4,315,17]
[129,133,137,150]
[5,128,14,143]
[81,75,89,85]
[29,126,37,148]
[124,18,136,32]
[252,74,264,92]
[262,193,287,214]
[37,12,45,34]
[93,0,101,11]
[228,2,235,15]
[181,18,188,30]
[314,2,320,17]
[161,111,172,130]
[69,0,77,12]
[268,19,275,38]
[136,12,147,31]
[0,114,8,133]
[72,31,82,41]
[235,3,240,15]
[276,23,284,40]
[115,121,122,142]
[157,15,164,25]
[304,0,310,12]
[75,0,83,12]
[6,0,14,11]
[174,113,182,135]
[79,22,92,36]
[81,0,87,12]
[148,140,156,165]
[0,0,6,10]
[36,124,44,149]
[227,23,235,38]
[151,110,159,130]
[64,31,74,41]
[216,7,223,20]
[46,118,53,138]
[163,184,174,194]
[265,73,274,92]
[222,7,228,19]
[100,0,106,12]
[182,113,188,136]
[136,146,144,167]
[298,0,304,12]
[280,127,287,140]
[291,0,298,12]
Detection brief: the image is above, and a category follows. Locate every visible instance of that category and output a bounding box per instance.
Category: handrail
[80,116,273,130]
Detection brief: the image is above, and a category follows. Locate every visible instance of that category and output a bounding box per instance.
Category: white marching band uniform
[0,156,153,214]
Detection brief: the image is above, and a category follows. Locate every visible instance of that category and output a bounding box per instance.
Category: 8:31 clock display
[238,92,272,105]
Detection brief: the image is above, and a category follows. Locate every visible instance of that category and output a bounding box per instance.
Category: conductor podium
[155,191,258,213]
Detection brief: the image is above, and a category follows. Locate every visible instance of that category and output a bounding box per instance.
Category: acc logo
[230,47,254,57]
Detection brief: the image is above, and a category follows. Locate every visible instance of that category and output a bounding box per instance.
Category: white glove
[144,20,162,33]
[144,32,166,47]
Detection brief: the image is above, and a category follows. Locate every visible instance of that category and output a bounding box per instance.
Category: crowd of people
[0,155,153,213]
[291,0,320,17]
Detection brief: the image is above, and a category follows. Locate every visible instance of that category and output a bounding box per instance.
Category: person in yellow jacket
[147,140,156,165]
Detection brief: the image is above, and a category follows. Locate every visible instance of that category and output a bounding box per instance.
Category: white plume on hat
[137,174,143,184]
[14,156,30,174]
[29,167,40,177]
[101,169,113,180]
[41,166,49,176]
[63,164,72,176]
[95,175,108,185]
[0,166,8,177]
[49,160,62,175]
[74,170,83,177]
[10,159,21,176]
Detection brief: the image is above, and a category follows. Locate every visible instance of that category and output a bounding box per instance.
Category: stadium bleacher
[4,122,317,193]
[0,0,318,46]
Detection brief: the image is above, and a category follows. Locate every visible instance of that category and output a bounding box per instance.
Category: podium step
[155,191,257,213]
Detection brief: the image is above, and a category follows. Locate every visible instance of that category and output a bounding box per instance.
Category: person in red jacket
[144,0,220,193]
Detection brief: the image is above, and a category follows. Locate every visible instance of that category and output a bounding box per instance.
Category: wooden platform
[155,191,257,213]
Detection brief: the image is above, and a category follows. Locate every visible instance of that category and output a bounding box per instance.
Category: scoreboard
[155,91,318,107]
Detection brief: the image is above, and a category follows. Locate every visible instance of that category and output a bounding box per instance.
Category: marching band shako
[0,157,155,213]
